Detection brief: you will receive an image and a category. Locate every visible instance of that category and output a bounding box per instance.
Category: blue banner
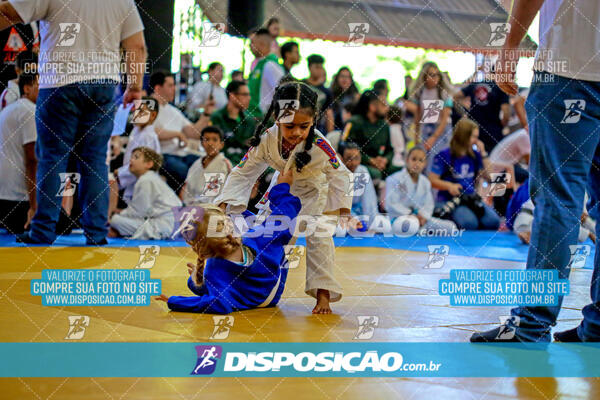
[30,269,161,306]
[1,342,600,377]
[439,269,569,306]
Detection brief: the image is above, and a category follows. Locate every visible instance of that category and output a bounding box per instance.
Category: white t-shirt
[260,60,285,114]
[9,0,144,88]
[0,98,37,201]
[0,80,19,111]
[117,124,161,201]
[153,102,192,156]
[389,123,406,167]
[418,87,452,125]
[536,0,600,81]
[489,129,530,167]
[186,81,227,115]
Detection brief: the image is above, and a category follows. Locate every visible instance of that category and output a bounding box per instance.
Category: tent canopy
[197,0,537,52]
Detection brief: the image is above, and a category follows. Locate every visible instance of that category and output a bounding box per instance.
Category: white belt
[257,268,282,308]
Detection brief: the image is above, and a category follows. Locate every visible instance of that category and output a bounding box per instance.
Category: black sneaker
[15,233,50,244]
[470,326,523,343]
[553,327,582,342]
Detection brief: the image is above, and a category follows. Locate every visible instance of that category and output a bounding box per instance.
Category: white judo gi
[182,153,232,205]
[111,170,182,239]
[385,168,457,234]
[514,198,594,243]
[350,164,380,221]
[215,125,353,302]
[116,124,161,202]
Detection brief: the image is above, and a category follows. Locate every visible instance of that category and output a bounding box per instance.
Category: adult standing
[454,67,511,153]
[186,62,226,117]
[1,0,147,245]
[406,61,454,172]
[303,54,334,134]
[330,66,359,131]
[0,72,38,234]
[150,71,212,193]
[266,17,281,57]
[280,41,299,80]
[471,0,600,342]
[247,28,284,119]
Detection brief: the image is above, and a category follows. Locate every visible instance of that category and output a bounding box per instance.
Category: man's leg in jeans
[510,73,600,341]
[184,154,200,169]
[27,86,81,243]
[161,154,189,192]
[578,144,600,341]
[74,84,116,243]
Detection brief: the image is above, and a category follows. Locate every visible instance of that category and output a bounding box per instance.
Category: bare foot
[517,231,530,245]
[107,227,120,238]
[312,289,332,314]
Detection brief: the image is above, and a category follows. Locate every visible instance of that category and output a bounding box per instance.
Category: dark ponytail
[292,82,318,172]
[295,124,315,172]
[251,82,319,171]
[249,101,276,147]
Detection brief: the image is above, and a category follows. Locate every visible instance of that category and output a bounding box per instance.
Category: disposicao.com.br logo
[192,347,442,375]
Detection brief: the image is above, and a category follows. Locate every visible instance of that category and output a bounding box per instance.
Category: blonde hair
[450,118,478,159]
[409,61,454,103]
[185,205,241,286]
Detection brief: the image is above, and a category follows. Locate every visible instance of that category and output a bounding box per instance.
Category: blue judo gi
[167,182,301,314]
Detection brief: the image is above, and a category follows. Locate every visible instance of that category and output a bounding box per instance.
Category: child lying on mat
[154,170,301,314]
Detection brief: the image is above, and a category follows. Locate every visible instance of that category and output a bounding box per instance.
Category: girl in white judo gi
[385,146,457,235]
[215,82,358,314]
[109,147,182,239]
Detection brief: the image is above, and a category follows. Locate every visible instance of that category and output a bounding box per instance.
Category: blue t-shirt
[505,179,529,230]
[431,148,483,202]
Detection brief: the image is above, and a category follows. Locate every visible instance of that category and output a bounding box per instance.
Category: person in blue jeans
[0,0,147,245]
[471,0,600,342]
[429,118,500,230]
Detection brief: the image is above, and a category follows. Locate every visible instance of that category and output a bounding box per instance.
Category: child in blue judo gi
[154,170,301,314]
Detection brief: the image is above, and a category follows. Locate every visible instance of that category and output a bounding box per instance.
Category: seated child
[387,105,406,169]
[109,147,182,239]
[508,180,596,244]
[428,118,500,230]
[154,170,302,314]
[114,97,161,203]
[341,142,379,222]
[385,146,457,234]
[181,126,232,205]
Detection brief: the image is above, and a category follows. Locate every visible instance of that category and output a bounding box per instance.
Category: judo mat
[0,230,595,268]
[1,230,598,398]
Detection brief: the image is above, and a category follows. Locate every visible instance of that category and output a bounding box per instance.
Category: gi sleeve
[384,173,411,216]
[324,158,353,212]
[215,142,269,213]
[421,179,435,220]
[120,177,154,218]
[167,293,233,314]
[360,176,379,220]
[263,182,302,245]
[187,276,208,296]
